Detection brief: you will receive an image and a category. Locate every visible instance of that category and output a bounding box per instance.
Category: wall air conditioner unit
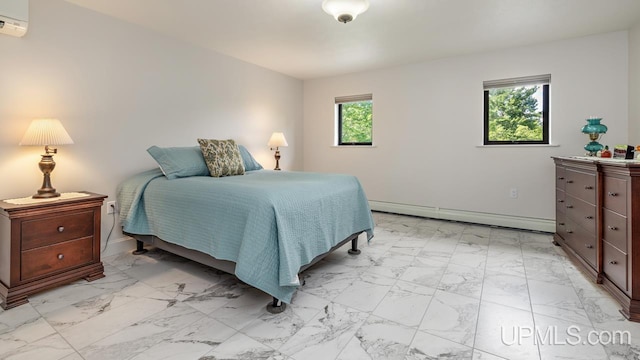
[0,0,28,37]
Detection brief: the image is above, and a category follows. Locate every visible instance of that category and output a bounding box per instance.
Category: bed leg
[348,237,361,255]
[266,297,286,314]
[132,240,148,255]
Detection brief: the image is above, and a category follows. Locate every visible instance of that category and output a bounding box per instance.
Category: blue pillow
[147,146,209,179]
[238,145,263,171]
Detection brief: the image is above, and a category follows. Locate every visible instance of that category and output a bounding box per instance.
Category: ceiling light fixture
[322,0,370,24]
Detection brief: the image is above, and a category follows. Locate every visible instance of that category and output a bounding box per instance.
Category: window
[483,74,550,145]
[335,94,373,145]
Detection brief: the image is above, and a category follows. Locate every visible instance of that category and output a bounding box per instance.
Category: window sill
[476,144,560,148]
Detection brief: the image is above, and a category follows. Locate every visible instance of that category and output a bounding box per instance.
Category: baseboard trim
[101,235,136,257]
[369,201,554,233]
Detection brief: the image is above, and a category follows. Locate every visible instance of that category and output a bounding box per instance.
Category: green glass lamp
[581,117,607,156]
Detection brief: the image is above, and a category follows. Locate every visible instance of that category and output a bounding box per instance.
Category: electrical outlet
[107,201,117,214]
[509,188,518,199]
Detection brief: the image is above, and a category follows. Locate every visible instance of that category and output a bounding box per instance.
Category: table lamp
[581,117,607,156]
[267,132,288,171]
[19,119,74,198]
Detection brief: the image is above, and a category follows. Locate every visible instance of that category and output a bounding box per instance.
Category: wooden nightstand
[0,192,107,309]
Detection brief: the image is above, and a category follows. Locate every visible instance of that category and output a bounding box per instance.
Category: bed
[117,160,375,312]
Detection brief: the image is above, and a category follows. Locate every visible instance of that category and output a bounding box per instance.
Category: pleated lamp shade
[267,132,288,148]
[20,119,74,146]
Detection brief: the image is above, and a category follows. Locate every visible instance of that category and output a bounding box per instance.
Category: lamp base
[584,141,604,156]
[33,189,61,199]
[32,153,61,199]
[274,149,281,171]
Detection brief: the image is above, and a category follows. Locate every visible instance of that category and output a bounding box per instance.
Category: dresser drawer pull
[566,205,573,209]
[608,226,618,231]
[609,260,618,265]
[608,192,618,197]
[566,180,574,184]
[558,222,565,226]
[584,185,593,190]
[57,254,64,260]
[585,216,593,219]
[566,230,573,234]
[558,177,565,180]
[57,226,64,233]
[585,244,593,249]
[558,199,564,203]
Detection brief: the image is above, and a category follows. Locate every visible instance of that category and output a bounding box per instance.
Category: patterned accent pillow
[197,139,245,177]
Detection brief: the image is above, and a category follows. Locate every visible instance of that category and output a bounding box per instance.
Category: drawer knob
[608,192,618,197]
[609,260,618,265]
[57,254,64,260]
[558,199,564,203]
[585,244,593,249]
[566,230,573,234]
[558,177,565,180]
[57,226,64,233]
[566,180,574,184]
[608,226,618,231]
[559,222,565,226]
[585,216,593,219]
[566,205,573,208]
[584,185,593,190]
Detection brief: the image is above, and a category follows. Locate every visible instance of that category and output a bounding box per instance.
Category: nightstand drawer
[21,236,94,281]
[22,211,94,250]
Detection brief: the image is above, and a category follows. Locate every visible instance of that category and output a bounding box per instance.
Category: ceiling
[66,0,640,80]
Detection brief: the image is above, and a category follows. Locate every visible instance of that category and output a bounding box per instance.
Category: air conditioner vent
[0,0,28,37]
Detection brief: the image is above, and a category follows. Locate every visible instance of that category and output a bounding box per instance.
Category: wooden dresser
[0,192,106,309]
[553,157,640,321]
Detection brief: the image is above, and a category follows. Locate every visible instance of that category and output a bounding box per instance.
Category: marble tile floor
[2,212,640,359]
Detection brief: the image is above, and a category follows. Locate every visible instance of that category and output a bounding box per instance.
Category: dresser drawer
[556,189,566,214]
[22,211,94,250]
[565,169,596,204]
[564,217,596,268]
[555,212,567,244]
[556,212,566,229]
[573,236,597,269]
[21,236,94,281]
[556,166,566,190]
[603,176,627,215]
[603,240,628,292]
[602,208,627,252]
[564,194,596,234]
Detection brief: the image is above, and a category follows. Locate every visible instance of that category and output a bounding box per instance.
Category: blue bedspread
[117,169,374,303]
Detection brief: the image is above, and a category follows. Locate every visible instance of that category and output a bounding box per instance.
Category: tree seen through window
[483,74,550,145]
[339,100,372,145]
[488,85,542,142]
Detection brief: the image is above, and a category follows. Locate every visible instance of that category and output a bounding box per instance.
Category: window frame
[483,74,550,145]
[335,94,373,146]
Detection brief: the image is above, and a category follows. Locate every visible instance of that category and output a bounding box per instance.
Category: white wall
[303,31,629,228]
[630,22,640,145]
[0,0,303,243]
